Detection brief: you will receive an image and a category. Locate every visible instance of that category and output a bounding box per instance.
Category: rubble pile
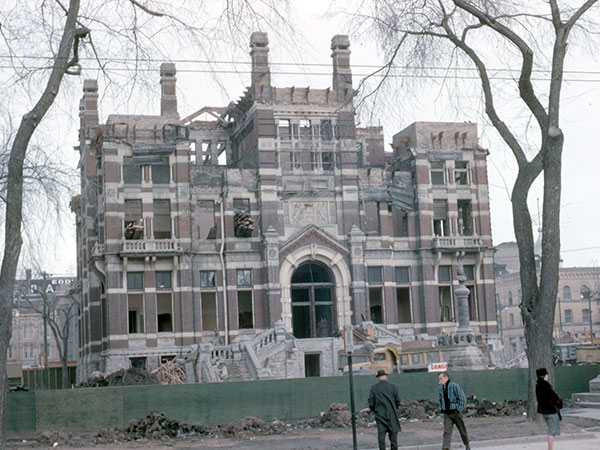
[121,411,210,440]
[317,403,354,428]
[77,367,161,388]
[398,399,439,420]
[463,395,527,417]
[216,417,287,438]
[151,359,187,384]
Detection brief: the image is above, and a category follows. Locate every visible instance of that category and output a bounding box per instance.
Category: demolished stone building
[73,33,497,382]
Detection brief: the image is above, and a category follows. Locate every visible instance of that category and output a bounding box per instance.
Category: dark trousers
[376,422,398,450]
[442,411,469,449]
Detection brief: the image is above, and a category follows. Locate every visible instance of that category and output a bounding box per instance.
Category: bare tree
[346,0,599,417]
[27,277,80,390]
[0,0,294,444]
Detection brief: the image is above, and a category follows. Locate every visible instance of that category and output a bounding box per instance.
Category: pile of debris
[92,411,287,444]
[234,211,255,237]
[151,359,186,384]
[398,399,439,420]
[463,395,527,417]
[77,368,161,388]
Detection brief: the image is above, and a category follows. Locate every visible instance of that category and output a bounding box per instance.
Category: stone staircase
[220,360,251,382]
[572,374,600,408]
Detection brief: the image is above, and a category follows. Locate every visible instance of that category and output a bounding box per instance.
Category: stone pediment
[279,225,349,261]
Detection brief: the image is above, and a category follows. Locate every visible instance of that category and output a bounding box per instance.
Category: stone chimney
[250,32,272,102]
[79,79,98,132]
[160,62,178,117]
[331,35,353,103]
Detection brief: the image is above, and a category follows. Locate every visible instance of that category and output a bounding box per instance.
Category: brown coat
[536,378,562,415]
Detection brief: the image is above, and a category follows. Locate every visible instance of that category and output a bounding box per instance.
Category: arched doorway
[291,262,335,338]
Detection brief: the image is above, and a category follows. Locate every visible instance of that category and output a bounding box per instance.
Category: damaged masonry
[72,32,497,383]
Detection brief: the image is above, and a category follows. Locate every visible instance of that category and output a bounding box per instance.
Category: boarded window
[202,292,217,330]
[238,291,253,329]
[364,202,381,235]
[152,161,170,184]
[123,162,142,184]
[157,293,173,332]
[197,200,215,239]
[128,294,144,333]
[396,288,411,323]
[127,272,144,290]
[200,271,216,288]
[153,199,171,239]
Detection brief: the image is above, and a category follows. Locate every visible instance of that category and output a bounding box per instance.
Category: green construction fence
[6,365,599,434]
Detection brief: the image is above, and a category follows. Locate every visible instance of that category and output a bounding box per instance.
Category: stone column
[348,225,367,324]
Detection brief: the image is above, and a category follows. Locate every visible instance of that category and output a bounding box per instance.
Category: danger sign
[428,362,448,372]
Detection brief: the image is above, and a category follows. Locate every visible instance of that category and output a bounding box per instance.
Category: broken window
[130,357,147,370]
[217,141,227,165]
[455,161,469,185]
[200,271,216,288]
[457,200,473,236]
[128,294,144,334]
[155,271,172,289]
[152,159,170,184]
[238,290,253,329]
[153,199,171,239]
[124,199,143,240]
[299,119,312,139]
[305,354,321,377]
[278,119,291,140]
[189,141,197,164]
[369,287,383,324]
[197,200,216,239]
[439,286,454,322]
[123,162,142,184]
[433,200,449,236]
[157,293,173,332]
[201,141,212,164]
[431,161,445,185]
[322,152,334,170]
[127,272,144,290]
[320,119,333,140]
[396,288,412,323]
[233,199,254,238]
[390,205,409,237]
[236,269,252,287]
[201,292,217,330]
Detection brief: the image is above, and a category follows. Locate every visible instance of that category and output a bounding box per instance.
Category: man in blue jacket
[438,371,470,450]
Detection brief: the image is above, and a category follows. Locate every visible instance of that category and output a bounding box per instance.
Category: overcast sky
[10,0,600,275]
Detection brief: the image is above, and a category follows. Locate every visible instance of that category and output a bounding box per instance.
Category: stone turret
[331,35,353,103]
[160,62,178,117]
[250,32,272,102]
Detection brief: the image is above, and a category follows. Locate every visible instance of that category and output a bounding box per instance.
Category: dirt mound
[77,367,161,388]
[318,403,354,428]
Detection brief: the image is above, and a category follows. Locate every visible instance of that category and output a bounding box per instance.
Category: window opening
[153,199,171,239]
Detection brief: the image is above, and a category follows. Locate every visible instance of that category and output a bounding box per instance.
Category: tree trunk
[0,0,80,444]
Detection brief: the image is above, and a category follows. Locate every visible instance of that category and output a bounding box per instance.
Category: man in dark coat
[535,367,563,450]
[368,369,401,450]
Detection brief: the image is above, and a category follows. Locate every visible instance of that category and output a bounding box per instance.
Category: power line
[561,246,600,253]
[2,54,600,76]
[1,65,600,83]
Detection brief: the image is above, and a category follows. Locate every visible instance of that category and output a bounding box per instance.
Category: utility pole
[344,325,357,450]
[41,272,50,370]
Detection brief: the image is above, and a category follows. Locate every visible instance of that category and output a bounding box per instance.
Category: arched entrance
[291,262,335,338]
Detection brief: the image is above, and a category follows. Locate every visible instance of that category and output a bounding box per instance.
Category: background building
[494,241,600,364]
[9,271,79,370]
[73,33,497,382]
